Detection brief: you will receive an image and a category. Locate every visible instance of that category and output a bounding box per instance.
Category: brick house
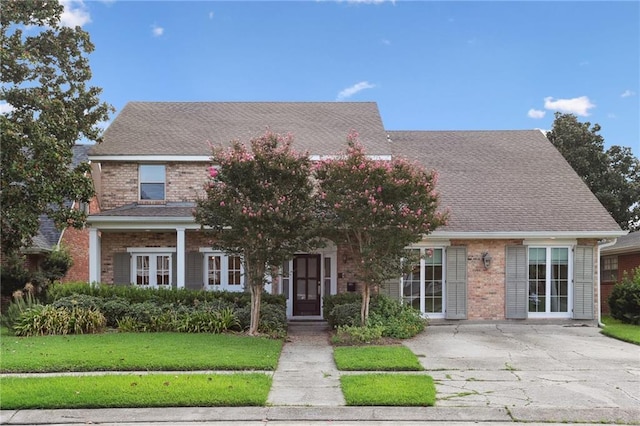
[600,231,640,314]
[86,102,624,322]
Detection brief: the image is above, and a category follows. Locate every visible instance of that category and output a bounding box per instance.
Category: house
[600,231,640,314]
[86,102,624,322]
[21,145,96,282]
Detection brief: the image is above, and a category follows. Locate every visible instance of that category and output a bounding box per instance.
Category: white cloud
[543,96,595,116]
[152,24,164,37]
[59,0,91,28]
[0,102,15,115]
[336,81,376,101]
[621,89,636,98]
[381,38,391,46]
[346,0,396,4]
[209,11,214,19]
[607,113,617,119]
[527,109,546,119]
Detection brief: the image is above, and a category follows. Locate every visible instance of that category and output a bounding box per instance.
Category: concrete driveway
[404,323,640,423]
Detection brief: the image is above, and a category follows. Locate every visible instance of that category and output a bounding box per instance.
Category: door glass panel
[296,280,306,300]
[282,261,290,298]
[528,248,546,312]
[228,256,241,286]
[550,248,569,313]
[208,256,221,286]
[307,280,317,300]
[296,258,306,276]
[308,258,318,278]
[136,256,150,285]
[324,257,331,297]
[156,255,170,286]
[424,249,443,313]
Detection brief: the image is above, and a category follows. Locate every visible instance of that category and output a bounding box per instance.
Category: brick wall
[601,251,640,315]
[99,162,209,210]
[62,196,101,283]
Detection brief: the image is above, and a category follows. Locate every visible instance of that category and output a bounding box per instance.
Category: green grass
[1,332,282,372]
[0,373,271,409]
[600,316,640,345]
[340,374,436,406]
[333,345,423,371]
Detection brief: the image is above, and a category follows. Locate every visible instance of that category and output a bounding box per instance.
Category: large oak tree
[1,0,112,256]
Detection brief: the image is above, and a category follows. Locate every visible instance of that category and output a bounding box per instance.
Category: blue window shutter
[446,246,467,319]
[113,252,131,285]
[573,246,594,320]
[505,246,528,319]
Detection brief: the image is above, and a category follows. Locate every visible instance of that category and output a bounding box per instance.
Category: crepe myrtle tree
[195,131,322,335]
[315,131,447,326]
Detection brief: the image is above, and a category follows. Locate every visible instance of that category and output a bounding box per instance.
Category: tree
[1,0,112,257]
[194,131,322,335]
[315,131,447,325]
[546,112,640,230]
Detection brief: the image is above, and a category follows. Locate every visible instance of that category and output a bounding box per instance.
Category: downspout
[597,238,617,328]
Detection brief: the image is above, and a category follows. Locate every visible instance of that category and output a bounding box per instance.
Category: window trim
[400,246,445,318]
[527,245,573,318]
[601,255,618,282]
[139,164,166,201]
[128,248,175,288]
[200,249,244,292]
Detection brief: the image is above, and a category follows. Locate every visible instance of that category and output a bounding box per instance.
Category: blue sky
[23,1,640,153]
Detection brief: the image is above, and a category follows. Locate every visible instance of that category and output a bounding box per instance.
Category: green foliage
[322,292,361,319]
[547,113,640,230]
[0,253,32,297]
[41,246,74,282]
[194,130,323,334]
[331,325,385,345]
[315,131,446,324]
[0,292,41,331]
[101,298,132,327]
[608,267,640,325]
[1,0,113,256]
[236,303,287,337]
[328,303,361,328]
[13,305,106,336]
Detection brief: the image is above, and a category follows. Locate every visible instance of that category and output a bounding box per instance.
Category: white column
[176,227,186,288]
[89,228,100,285]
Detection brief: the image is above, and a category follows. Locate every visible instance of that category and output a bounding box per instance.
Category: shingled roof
[389,130,622,234]
[90,102,389,157]
[601,231,640,255]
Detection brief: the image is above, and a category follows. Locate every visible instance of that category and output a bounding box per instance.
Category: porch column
[176,227,185,288]
[89,227,100,285]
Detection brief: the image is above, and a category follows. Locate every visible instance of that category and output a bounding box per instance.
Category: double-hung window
[139,164,165,201]
[203,251,244,292]
[601,256,618,282]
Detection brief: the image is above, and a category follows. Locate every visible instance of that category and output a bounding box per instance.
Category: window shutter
[573,246,594,320]
[446,246,467,319]
[172,254,178,289]
[113,252,131,285]
[185,251,203,290]
[505,246,528,319]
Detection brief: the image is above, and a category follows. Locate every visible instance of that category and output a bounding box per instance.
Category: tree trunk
[248,283,263,335]
[360,283,371,327]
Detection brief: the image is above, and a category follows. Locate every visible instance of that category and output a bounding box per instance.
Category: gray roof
[389,130,622,234]
[601,231,640,255]
[90,102,389,157]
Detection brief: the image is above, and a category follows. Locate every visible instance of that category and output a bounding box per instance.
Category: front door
[293,254,321,316]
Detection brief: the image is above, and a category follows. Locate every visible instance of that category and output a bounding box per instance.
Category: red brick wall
[99,162,209,210]
[601,251,640,315]
[62,196,101,283]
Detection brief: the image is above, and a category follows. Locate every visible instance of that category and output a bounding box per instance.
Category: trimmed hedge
[608,267,640,325]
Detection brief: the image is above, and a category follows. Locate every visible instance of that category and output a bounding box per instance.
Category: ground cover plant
[340,374,436,406]
[0,332,282,373]
[1,373,271,409]
[333,345,423,371]
[600,316,640,345]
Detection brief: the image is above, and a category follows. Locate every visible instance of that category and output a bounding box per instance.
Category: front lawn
[1,373,271,409]
[600,316,640,345]
[1,332,282,372]
[340,374,436,406]
[333,345,423,371]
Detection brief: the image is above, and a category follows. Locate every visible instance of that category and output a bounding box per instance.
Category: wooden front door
[293,254,321,316]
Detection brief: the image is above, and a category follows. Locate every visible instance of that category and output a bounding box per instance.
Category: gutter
[597,238,618,328]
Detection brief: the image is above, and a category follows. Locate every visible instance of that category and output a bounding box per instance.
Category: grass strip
[0,373,271,409]
[340,374,436,406]
[600,316,640,345]
[1,332,282,372]
[333,345,423,371]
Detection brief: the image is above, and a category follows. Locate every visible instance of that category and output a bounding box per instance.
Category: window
[601,256,618,282]
[401,248,444,316]
[131,253,172,288]
[528,247,570,316]
[139,164,165,200]
[204,252,244,292]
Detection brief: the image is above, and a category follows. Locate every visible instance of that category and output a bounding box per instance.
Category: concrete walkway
[267,320,345,406]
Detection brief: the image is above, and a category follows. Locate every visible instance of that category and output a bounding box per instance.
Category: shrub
[236,304,287,337]
[101,298,133,327]
[323,292,361,320]
[608,267,640,325]
[51,294,104,311]
[369,294,426,339]
[1,292,41,332]
[13,306,106,336]
[331,325,385,345]
[41,246,73,282]
[328,303,361,328]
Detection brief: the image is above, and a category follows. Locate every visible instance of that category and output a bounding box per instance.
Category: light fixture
[482,252,492,270]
